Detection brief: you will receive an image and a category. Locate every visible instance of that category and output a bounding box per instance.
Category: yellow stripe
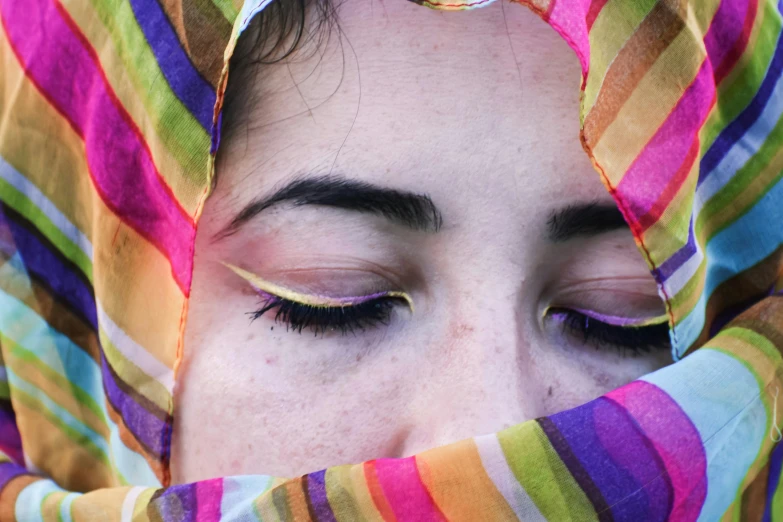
[11,398,116,491]
[59,0,205,215]
[591,0,720,186]
[640,155,698,264]
[92,193,185,370]
[0,29,94,245]
[2,340,110,442]
[582,0,657,117]
[70,486,135,522]
[417,438,516,521]
[99,329,171,412]
[1,29,185,372]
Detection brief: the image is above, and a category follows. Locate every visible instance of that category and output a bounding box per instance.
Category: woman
[0,0,780,520]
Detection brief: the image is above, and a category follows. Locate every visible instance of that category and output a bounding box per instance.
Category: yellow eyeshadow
[222,262,414,311]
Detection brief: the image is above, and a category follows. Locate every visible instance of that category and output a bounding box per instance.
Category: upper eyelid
[223,262,415,311]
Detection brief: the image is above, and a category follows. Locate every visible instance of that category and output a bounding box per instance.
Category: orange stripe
[363,461,398,522]
[416,439,516,521]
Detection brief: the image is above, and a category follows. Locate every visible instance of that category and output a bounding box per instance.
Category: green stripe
[4,336,107,427]
[211,0,240,24]
[9,384,110,467]
[498,421,597,522]
[98,328,171,413]
[66,0,212,185]
[583,0,658,119]
[701,3,783,152]
[696,111,783,240]
[669,260,706,322]
[0,177,93,283]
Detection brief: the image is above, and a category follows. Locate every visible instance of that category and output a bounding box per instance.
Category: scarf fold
[0,0,780,519]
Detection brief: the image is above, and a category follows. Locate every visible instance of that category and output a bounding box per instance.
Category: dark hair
[221,0,338,134]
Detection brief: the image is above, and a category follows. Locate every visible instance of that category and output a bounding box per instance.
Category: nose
[396,295,539,457]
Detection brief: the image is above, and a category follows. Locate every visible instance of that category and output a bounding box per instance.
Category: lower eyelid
[567,308,669,327]
[545,306,667,328]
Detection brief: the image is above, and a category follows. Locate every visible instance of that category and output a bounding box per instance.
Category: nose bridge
[399,293,537,456]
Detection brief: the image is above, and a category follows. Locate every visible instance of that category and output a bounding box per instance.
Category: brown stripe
[536,417,614,522]
[686,247,783,353]
[105,398,167,483]
[740,458,770,521]
[582,0,688,147]
[103,353,171,424]
[0,475,40,521]
[0,249,100,364]
[159,0,233,88]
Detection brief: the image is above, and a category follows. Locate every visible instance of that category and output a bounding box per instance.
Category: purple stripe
[703,0,751,81]
[0,461,32,494]
[306,470,339,522]
[0,204,97,330]
[150,483,198,522]
[763,441,783,522]
[0,0,195,294]
[537,416,613,522]
[0,400,24,466]
[616,63,715,221]
[699,23,783,183]
[547,398,671,521]
[129,0,215,131]
[101,353,168,459]
[655,218,697,282]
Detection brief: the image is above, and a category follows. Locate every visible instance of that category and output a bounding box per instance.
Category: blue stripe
[674,174,783,352]
[0,203,97,331]
[699,19,783,183]
[0,284,105,425]
[129,0,215,131]
[763,442,783,522]
[642,348,767,522]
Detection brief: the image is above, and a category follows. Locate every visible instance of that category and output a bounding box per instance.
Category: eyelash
[249,294,398,335]
[251,295,670,354]
[548,308,671,355]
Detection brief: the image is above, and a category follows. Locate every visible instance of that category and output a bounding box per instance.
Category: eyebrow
[216,176,443,239]
[547,202,628,242]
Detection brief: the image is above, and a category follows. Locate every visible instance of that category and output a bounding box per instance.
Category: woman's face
[172,1,671,482]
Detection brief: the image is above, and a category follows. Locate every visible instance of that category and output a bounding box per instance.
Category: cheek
[534,345,671,414]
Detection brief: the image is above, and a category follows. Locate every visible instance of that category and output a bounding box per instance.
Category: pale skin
[171,0,671,483]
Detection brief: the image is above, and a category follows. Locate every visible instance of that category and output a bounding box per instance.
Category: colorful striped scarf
[0,0,781,519]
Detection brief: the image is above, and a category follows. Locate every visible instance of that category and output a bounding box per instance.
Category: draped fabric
[0,0,780,519]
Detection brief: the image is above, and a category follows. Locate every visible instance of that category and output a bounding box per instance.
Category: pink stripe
[547,0,591,78]
[0,0,196,293]
[704,0,756,86]
[195,478,224,521]
[373,457,447,522]
[606,382,706,522]
[615,61,716,226]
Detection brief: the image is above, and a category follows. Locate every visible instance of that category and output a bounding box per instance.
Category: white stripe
[110,423,161,487]
[121,486,147,522]
[474,433,547,522]
[694,51,783,217]
[237,0,275,32]
[662,243,704,299]
[97,302,174,392]
[15,480,65,522]
[58,493,78,522]
[642,348,768,522]
[0,157,93,262]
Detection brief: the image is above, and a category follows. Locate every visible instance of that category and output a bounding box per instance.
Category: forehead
[217,1,606,213]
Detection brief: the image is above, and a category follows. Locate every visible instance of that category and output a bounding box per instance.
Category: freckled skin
[171,1,671,482]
